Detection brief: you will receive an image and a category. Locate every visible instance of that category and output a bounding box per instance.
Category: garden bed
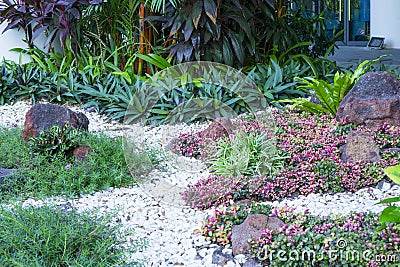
[0,101,399,266]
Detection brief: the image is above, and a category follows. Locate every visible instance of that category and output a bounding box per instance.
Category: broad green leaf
[376,196,400,205]
[222,37,233,66]
[280,98,330,114]
[384,165,400,184]
[224,97,241,106]
[150,109,170,115]
[204,0,217,24]
[136,54,172,69]
[351,55,387,84]
[230,33,244,65]
[331,72,352,112]
[378,206,400,223]
[270,59,283,86]
[192,1,203,29]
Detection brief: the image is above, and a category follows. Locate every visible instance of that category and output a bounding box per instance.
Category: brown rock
[212,246,235,266]
[336,72,400,127]
[22,104,89,141]
[72,145,93,161]
[342,130,381,162]
[201,117,235,140]
[242,258,262,267]
[231,214,284,256]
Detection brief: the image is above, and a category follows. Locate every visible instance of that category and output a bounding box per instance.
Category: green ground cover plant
[0,204,146,266]
[0,127,137,202]
[28,121,82,157]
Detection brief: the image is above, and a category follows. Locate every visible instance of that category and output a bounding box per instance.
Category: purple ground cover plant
[180,109,400,209]
[199,204,399,266]
[196,202,271,245]
[251,207,399,266]
[171,132,205,158]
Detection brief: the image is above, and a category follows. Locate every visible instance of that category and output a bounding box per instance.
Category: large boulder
[231,214,284,256]
[336,72,400,127]
[22,103,89,141]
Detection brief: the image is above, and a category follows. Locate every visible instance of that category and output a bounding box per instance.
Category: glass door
[347,0,370,45]
[322,0,370,46]
[323,0,345,44]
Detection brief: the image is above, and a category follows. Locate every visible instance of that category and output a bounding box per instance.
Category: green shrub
[247,58,306,106]
[77,71,140,121]
[208,130,285,177]
[124,140,169,179]
[28,121,82,158]
[0,204,146,266]
[0,60,18,105]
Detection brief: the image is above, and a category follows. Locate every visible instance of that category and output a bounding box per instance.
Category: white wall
[0,23,61,63]
[371,0,400,48]
[0,24,32,63]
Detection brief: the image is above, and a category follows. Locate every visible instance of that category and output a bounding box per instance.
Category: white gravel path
[1,101,399,266]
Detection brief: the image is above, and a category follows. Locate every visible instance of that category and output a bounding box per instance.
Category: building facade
[308,0,400,48]
[370,0,400,48]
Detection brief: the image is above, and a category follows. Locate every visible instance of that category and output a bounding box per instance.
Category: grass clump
[124,140,169,179]
[208,130,284,177]
[0,204,146,266]
[0,127,136,202]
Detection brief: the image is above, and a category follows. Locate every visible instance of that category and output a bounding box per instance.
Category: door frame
[317,0,369,46]
[340,0,369,46]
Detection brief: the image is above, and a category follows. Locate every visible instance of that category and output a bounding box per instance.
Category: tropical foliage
[0,0,102,50]
[283,56,387,115]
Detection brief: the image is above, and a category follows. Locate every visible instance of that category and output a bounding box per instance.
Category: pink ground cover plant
[196,202,271,245]
[180,109,400,209]
[199,204,399,266]
[250,207,399,266]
